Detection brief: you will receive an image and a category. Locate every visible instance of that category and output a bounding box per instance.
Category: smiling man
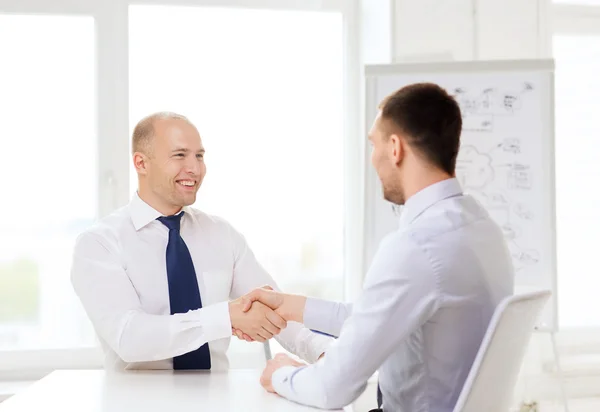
[70,112,332,371]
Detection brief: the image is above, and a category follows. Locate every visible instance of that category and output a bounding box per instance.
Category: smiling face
[133,116,206,215]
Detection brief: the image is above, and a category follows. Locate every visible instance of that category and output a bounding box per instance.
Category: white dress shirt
[71,193,332,370]
[272,178,514,411]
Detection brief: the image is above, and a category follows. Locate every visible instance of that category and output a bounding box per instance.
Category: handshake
[228,286,306,343]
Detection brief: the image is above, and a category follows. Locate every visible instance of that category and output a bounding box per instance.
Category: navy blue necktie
[158,212,211,370]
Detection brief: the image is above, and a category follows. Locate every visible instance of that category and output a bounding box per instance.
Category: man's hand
[260,353,306,393]
[232,327,254,343]
[229,298,287,343]
[240,286,307,323]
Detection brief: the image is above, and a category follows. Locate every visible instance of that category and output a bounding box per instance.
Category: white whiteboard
[363,60,557,331]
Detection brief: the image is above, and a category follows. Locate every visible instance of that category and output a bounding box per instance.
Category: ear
[388,133,404,166]
[133,152,149,175]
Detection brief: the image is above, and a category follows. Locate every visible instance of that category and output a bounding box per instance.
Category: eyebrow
[171,148,205,153]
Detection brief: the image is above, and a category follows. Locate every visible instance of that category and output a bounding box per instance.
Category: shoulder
[184,206,237,232]
[370,229,431,277]
[73,205,131,254]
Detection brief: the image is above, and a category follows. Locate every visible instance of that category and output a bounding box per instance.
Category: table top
[0,369,350,412]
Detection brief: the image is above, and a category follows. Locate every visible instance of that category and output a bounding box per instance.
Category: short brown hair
[131,112,191,154]
[379,83,462,175]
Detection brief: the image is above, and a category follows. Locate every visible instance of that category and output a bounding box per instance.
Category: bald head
[131,112,193,155]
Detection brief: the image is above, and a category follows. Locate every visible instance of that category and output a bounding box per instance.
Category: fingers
[232,300,287,343]
[260,320,280,337]
[234,328,244,340]
[257,327,274,341]
[240,289,268,312]
[242,288,283,312]
[265,309,287,331]
[240,296,253,313]
[232,327,255,342]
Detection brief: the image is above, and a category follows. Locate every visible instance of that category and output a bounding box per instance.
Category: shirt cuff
[272,365,300,398]
[306,333,334,362]
[197,301,232,342]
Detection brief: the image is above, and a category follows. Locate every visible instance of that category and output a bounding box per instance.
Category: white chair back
[453,290,552,412]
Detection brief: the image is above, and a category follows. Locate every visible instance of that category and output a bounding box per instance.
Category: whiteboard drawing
[456,146,494,189]
[509,241,541,272]
[452,82,535,131]
[513,203,534,220]
[505,163,533,190]
[462,114,494,132]
[502,138,521,154]
[501,223,522,241]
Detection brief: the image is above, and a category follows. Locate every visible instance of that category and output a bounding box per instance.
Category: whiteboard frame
[363,59,558,332]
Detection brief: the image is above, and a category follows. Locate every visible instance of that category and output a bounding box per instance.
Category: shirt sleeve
[70,231,232,363]
[226,222,334,363]
[303,298,353,338]
[271,233,440,409]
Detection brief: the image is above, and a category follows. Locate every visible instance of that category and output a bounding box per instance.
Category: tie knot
[157,212,184,231]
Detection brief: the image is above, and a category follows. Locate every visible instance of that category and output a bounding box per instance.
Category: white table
[0,369,351,412]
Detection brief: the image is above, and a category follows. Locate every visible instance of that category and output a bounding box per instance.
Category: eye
[197,153,204,159]
[174,153,184,158]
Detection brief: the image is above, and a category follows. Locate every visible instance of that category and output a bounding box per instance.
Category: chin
[182,197,196,207]
[383,188,404,206]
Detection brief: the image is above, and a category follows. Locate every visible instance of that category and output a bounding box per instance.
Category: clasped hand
[230,286,306,342]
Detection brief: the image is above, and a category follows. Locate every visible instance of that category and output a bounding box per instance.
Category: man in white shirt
[71,112,332,371]
[243,83,514,411]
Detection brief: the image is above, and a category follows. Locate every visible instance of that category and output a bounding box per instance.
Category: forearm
[98,302,231,363]
[302,297,353,337]
[272,360,366,410]
[274,321,334,364]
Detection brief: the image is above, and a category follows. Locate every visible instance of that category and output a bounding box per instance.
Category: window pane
[0,15,97,349]
[129,6,344,303]
[554,35,600,327]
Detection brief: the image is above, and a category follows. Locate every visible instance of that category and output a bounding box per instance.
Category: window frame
[0,0,360,377]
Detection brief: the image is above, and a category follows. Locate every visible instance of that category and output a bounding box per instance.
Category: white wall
[393,0,550,62]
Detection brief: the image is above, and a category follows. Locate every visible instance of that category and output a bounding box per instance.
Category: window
[0,14,97,350]
[554,34,600,327]
[129,5,345,301]
[0,0,356,373]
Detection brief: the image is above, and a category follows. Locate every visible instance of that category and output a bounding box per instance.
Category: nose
[185,156,202,176]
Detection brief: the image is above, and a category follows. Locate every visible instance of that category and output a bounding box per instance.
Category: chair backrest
[453,290,552,412]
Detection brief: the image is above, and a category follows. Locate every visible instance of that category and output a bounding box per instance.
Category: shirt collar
[130,192,188,231]
[398,177,463,227]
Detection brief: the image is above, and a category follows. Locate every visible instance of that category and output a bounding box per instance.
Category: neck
[137,185,182,216]
[401,164,453,202]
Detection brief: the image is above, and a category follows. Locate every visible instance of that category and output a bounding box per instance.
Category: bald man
[71,112,332,371]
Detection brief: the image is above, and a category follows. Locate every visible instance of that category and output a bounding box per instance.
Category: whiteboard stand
[549,330,570,412]
[263,341,272,361]
[519,329,569,412]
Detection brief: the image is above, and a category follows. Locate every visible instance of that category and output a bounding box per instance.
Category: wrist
[228,299,241,325]
[285,295,307,323]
